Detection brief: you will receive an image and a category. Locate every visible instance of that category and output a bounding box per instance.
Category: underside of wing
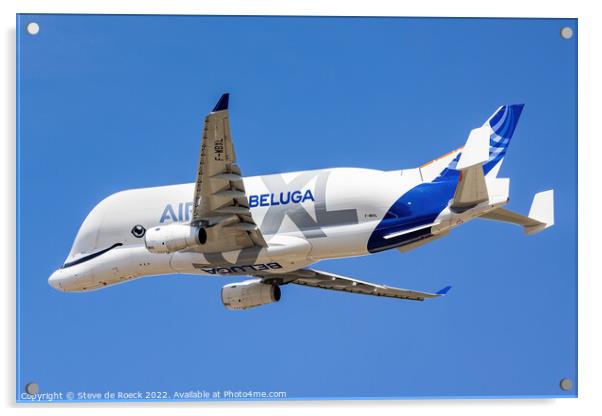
[260,269,451,301]
[191,94,266,251]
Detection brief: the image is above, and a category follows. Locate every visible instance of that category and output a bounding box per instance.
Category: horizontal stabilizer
[478,190,554,235]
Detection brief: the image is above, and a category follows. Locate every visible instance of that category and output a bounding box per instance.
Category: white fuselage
[48,164,509,292]
[47,102,547,312]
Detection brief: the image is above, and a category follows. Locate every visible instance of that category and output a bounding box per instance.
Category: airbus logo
[160,202,193,223]
[158,189,315,223]
[249,190,315,208]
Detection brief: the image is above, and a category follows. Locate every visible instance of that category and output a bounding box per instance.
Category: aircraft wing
[191,93,267,248]
[260,269,451,301]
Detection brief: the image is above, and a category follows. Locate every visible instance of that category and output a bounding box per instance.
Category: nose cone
[48,269,67,291]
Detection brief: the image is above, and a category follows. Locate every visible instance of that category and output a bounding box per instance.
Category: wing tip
[436,285,452,295]
[212,93,230,112]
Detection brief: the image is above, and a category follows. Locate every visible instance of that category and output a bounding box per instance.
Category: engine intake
[144,224,207,253]
[221,279,281,310]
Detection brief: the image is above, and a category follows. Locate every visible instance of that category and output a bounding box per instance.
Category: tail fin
[483,104,524,177]
[427,104,524,182]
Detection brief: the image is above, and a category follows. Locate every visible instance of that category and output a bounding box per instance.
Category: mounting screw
[560,27,573,40]
[559,378,573,391]
[26,22,40,35]
[25,383,39,395]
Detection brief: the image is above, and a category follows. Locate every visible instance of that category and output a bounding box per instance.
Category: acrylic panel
[16,14,577,402]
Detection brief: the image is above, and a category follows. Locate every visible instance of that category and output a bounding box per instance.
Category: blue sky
[17,15,577,400]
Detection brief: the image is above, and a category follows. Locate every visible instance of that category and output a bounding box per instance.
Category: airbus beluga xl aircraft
[48,94,554,310]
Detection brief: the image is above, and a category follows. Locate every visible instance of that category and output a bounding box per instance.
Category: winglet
[525,189,555,235]
[436,285,452,295]
[212,93,229,112]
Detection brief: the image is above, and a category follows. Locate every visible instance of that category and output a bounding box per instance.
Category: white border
[3,1,600,415]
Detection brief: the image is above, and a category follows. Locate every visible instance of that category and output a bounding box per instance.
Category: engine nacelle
[144,223,207,254]
[221,279,281,310]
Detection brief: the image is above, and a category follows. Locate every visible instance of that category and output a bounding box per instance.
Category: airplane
[48,93,554,310]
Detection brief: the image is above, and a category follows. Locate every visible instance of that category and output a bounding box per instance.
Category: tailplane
[478,190,555,235]
[419,104,554,236]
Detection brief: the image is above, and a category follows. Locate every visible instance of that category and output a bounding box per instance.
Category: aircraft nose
[48,269,66,291]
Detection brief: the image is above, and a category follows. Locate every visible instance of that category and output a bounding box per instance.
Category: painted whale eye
[131,224,146,238]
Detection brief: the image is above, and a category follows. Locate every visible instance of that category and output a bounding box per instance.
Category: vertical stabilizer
[424,104,525,182]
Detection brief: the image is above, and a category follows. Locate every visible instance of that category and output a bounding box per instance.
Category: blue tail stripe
[436,104,524,179]
[368,105,525,253]
[367,181,457,253]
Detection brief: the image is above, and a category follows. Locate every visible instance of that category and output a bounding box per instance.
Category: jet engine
[221,279,281,310]
[144,223,207,254]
